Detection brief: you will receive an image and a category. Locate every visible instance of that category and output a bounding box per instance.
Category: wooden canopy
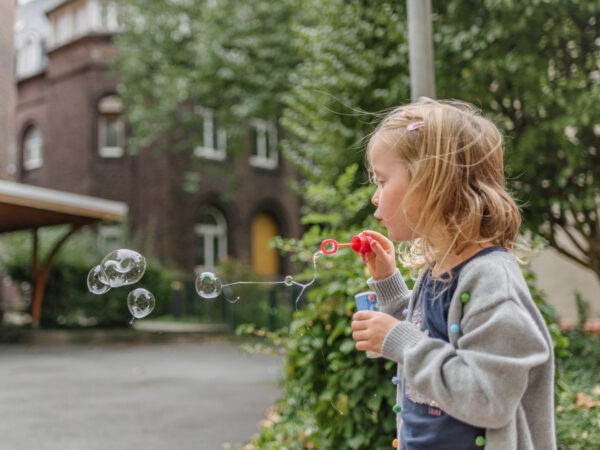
[0,180,128,326]
[0,180,127,232]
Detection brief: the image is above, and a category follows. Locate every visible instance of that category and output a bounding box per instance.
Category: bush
[241,247,398,448]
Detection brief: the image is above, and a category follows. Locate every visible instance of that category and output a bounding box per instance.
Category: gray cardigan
[368,250,556,450]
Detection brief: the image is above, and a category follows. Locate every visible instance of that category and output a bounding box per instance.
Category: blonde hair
[367,97,522,269]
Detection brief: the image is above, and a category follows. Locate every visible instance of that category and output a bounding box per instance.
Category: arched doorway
[251,212,279,276]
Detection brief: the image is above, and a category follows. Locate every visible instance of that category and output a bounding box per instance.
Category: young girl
[351,98,555,449]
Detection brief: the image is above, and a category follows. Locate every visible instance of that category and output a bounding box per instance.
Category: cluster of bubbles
[87,249,155,323]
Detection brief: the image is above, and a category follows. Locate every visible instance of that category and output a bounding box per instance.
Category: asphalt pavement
[0,337,282,450]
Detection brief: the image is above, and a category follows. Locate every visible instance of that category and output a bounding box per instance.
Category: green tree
[283,0,409,183]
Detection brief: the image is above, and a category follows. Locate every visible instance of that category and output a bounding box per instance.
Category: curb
[560,319,600,336]
[0,321,232,345]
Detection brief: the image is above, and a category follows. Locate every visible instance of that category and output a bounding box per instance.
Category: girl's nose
[371,190,379,206]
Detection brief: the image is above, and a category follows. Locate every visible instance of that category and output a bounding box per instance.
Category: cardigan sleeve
[366,269,412,319]
[389,254,552,428]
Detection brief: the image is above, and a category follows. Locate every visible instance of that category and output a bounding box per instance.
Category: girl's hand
[361,230,397,280]
[351,310,399,353]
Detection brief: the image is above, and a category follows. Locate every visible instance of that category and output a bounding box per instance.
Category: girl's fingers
[352,310,375,324]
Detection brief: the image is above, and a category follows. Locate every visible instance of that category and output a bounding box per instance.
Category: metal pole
[407,0,436,100]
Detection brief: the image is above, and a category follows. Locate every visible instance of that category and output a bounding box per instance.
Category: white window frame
[96,0,120,31]
[194,106,227,161]
[98,95,124,158]
[53,9,73,47]
[23,126,43,171]
[73,1,90,38]
[249,119,279,170]
[194,208,228,272]
[16,33,43,79]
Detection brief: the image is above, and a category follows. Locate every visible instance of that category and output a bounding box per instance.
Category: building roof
[0,180,128,232]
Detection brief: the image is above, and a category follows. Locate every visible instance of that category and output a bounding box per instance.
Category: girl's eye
[369,171,385,186]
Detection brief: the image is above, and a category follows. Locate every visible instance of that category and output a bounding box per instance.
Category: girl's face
[369,135,421,242]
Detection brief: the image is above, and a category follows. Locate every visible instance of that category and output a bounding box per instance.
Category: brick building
[0,1,16,179]
[12,0,302,278]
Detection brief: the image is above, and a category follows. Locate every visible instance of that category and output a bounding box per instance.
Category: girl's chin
[387,230,412,242]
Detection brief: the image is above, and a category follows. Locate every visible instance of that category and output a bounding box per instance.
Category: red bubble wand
[320,233,372,262]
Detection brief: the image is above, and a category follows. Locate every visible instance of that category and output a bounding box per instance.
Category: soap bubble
[195,272,222,299]
[87,265,111,295]
[101,249,146,287]
[127,288,155,320]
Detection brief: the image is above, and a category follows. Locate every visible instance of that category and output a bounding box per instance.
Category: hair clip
[406,121,425,131]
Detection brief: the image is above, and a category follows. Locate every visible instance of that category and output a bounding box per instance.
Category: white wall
[531,247,600,321]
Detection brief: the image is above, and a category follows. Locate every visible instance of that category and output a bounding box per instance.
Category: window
[97,0,120,31]
[195,208,228,271]
[98,95,124,158]
[23,125,43,171]
[8,139,17,175]
[194,106,227,161]
[251,213,279,276]
[73,2,90,37]
[54,10,73,46]
[249,119,278,170]
[15,33,43,79]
